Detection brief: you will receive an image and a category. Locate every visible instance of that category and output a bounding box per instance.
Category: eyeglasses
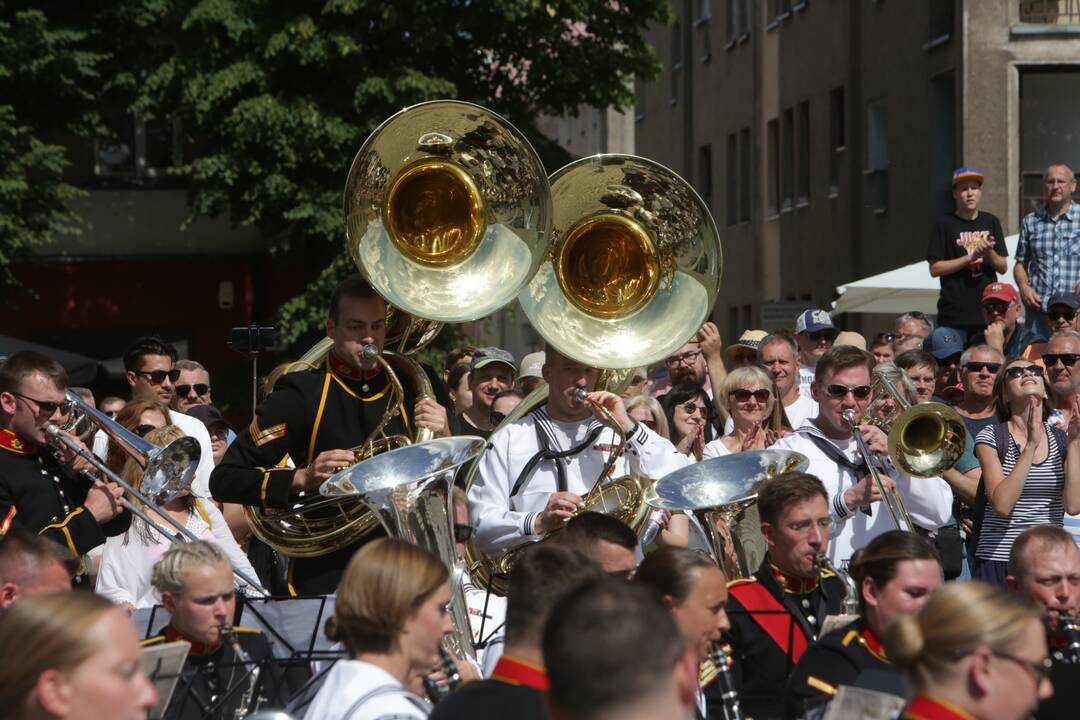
[1044,353,1080,368]
[207,425,229,440]
[640,419,657,430]
[1005,365,1044,379]
[628,376,649,386]
[175,383,210,397]
[489,411,507,426]
[135,369,181,385]
[983,301,1009,315]
[1048,309,1077,322]
[993,651,1053,683]
[824,383,873,399]
[872,332,897,344]
[732,351,758,363]
[666,349,702,366]
[453,523,473,542]
[808,330,838,343]
[730,388,771,403]
[964,361,1002,374]
[680,401,708,417]
[13,393,70,417]
[134,424,158,437]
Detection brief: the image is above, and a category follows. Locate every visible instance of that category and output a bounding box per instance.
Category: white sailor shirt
[469,406,690,553]
[302,659,430,720]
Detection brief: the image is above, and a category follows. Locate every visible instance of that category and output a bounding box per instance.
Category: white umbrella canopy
[832,235,1019,316]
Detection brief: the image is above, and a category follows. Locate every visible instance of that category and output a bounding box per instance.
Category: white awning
[832,234,1019,316]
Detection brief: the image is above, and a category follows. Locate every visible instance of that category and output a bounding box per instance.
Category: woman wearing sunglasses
[702,365,788,459]
[659,383,715,462]
[971,359,1080,584]
[884,581,1052,720]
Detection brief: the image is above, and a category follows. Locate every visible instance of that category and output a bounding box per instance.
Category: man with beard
[794,310,838,398]
[1007,525,1080,720]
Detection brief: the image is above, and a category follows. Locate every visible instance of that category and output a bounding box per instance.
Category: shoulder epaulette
[727,577,758,589]
[841,629,860,648]
[806,675,838,695]
[141,635,167,648]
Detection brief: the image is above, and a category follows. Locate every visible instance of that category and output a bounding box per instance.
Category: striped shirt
[1016,202,1080,311]
[974,422,1066,561]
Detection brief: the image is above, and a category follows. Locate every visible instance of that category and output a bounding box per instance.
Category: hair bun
[885,614,925,669]
[324,616,340,643]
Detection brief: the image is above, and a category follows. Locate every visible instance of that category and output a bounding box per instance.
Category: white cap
[519,351,545,379]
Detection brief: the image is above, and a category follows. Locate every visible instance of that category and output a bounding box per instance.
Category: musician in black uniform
[0,351,128,574]
[719,472,846,720]
[1005,525,1080,719]
[209,274,452,594]
[143,540,297,720]
[783,531,942,719]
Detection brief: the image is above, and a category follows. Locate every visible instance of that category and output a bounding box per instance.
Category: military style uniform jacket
[209,352,449,594]
[901,695,976,720]
[0,429,130,561]
[143,624,294,720]
[428,655,547,720]
[714,557,846,720]
[783,620,900,719]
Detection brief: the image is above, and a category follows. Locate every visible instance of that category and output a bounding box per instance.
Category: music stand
[142,640,190,720]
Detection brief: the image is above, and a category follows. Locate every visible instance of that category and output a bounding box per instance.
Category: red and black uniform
[901,695,976,720]
[210,352,448,595]
[428,654,547,720]
[1036,625,1080,720]
[783,620,901,719]
[713,557,846,720]
[0,429,130,567]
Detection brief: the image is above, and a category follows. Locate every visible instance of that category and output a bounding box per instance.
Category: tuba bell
[464,153,723,594]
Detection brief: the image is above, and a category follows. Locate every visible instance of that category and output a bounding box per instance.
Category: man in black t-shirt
[928,166,1009,341]
[454,347,516,440]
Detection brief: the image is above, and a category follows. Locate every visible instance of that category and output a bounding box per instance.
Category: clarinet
[1057,612,1080,664]
[422,647,463,704]
[708,642,744,720]
[221,626,262,719]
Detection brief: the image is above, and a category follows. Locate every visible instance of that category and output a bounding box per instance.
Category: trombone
[48,391,268,595]
[844,366,967,533]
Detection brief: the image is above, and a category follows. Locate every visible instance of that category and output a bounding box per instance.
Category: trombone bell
[888,403,967,478]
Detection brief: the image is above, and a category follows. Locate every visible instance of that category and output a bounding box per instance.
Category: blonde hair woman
[0,592,157,719]
[96,425,259,610]
[884,581,1052,720]
[304,538,454,719]
[703,365,787,459]
[624,395,670,439]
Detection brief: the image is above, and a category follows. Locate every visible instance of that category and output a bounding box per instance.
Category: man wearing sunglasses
[970,283,1046,361]
[172,359,238,447]
[123,336,216,499]
[955,345,1006,439]
[794,310,838,399]
[210,275,454,595]
[773,346,953,566]
[0,351,130,572]
[1044,331,1080,432]
[469,344,688,556]
[1046,292,1080,335]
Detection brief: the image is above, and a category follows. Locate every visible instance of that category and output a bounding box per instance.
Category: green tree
[122,0,669,358]
[0,6,106,291]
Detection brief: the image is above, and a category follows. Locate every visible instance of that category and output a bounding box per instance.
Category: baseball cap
[952,166,984,188]
[923,327,965,360]
[519,351,545,379]
[1048,292,1080,311]
[186,404,232,432]
[981,282,1019,305]
[794,309,835,334]
[834,331,867,351]
[471,347,516,374]
[725,330,768,362]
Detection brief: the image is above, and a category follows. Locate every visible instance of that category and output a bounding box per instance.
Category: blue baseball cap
[924,327,965,360]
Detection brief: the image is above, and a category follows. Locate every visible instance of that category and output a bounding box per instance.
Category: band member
[209,274,452,594]
[429,544,603,720]
[543,578,701,720]
[884,581,1053,720]
[0,530,75,611]
[783,531,943,718]
[303,538,453,720]
[0,351,129,568]
[773,345,953,566]
[721,472,847,719]
[469,343,688,554]
[635,546,730,720]
[0,592,158,720]
[143,541,292,720]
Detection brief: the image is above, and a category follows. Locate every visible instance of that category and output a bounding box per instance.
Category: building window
[797,101,810,206]
[767,119,780,217]
[928,0,954,44]
[781,108,795,211]
[1019,0,1080,25]
[829,86,845,195]
[768,0,792,26]
[726,0,750,44]
[726,133,738,225]
[739,127,751,222]
[866,100,889,212]
[94,109,182,184]
[671,21,683,105]
[698,144,713,208]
